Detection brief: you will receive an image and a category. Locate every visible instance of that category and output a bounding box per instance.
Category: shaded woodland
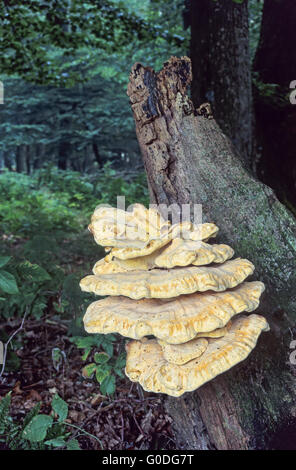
[0,0,296,451]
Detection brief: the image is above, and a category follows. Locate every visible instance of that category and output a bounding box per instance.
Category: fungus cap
[80,258,255,300]
[83,281,264,343]
[105,222,219,261]
[125,314,270,397]
[158,337,209,365]
[154,239,234,268]
[94,241,234,274]
[93,253,158,274]
[89,203,171,248]
[195,321,232,338]
[170,221,219,242]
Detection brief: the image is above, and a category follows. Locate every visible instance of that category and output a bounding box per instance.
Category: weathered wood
[127,57,296,450]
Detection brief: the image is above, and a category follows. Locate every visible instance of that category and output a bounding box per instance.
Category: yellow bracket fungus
[80,203,269,397]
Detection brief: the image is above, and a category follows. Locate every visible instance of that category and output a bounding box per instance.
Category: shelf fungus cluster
[80,203,269,397]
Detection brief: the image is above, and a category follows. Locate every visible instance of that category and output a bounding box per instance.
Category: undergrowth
[0,165,149,439]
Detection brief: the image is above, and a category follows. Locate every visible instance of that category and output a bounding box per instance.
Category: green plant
[0,167,148,238]
[0,392,81,450]
[0,256,19,297]
[0,167,146,376]
[0,258,55,320]
[70,334,126,395]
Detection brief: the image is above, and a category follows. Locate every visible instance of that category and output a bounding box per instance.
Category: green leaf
[0,270,19,294]
[0,256,11,268]
[22,414,53,442]
[23,402,42,428]
[82,348,91,361]
[52,394,68,423]
[115,353,126,369]
[82,362,97,377]
[45,437,66,447]
[114,368,124,378]
[95,365,110,383]
[19,261,51,282]
[70,335,101,349]
[66,439,81,450]
[0,393,11,434]
[101,338,113,357]
[100,374,116,396]
[94,352,109,364]
[106,334,117,342]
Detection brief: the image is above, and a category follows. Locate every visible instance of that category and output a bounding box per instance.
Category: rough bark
[253,0,296,208]
[190,0,252,167]
[127,57,296,450]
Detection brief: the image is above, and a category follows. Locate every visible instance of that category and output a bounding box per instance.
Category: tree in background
[0,0,189,172]
[253,0,296,209]
[189,0,252,166]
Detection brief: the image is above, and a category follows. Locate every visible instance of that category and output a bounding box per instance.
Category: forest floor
[0,315,175,450]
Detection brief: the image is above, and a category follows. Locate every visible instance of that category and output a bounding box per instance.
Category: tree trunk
[26,145,31,174]
[253,0,296,209]
[92,142,102,168]
[190,0,252,167]
[58,141,70,170]
[33,143,45,170]
[127,57,296,450]
[83,144,94,173]
[3,151,12,171]
[16,145,27,173]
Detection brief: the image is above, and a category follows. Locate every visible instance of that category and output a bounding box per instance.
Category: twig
[64,422,103,449]
[80,398,127,427]
[69,397,135,445]
[22,380,44,389]
[120,411,124,443]
[0,309,28,382]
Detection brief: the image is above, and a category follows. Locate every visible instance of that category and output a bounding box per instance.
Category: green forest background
[0,0,295,450]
